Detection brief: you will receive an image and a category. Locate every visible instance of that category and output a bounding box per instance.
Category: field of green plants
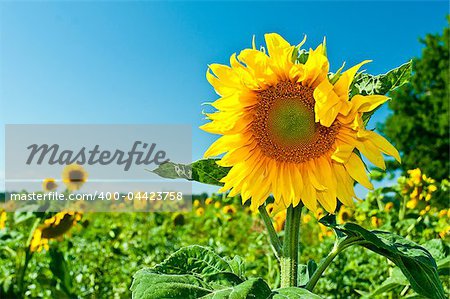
[0,168,449,298]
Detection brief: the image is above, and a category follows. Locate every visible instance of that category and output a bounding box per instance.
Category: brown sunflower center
[45,181,57,191]
[69,170,85,182]
[252,81,340,163]
[41,214,74,238]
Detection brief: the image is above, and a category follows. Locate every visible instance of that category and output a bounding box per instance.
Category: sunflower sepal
[318,215,446,299]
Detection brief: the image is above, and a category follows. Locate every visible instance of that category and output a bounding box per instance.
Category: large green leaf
[272,287,323,298]
[320,216,446,299]
[131,246,249,299]
[131,272,271,299]
[131,270,212,299]
[151,245,244,286]
[151,159,230,186]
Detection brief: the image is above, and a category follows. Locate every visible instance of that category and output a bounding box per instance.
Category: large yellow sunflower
[202,33,400,214]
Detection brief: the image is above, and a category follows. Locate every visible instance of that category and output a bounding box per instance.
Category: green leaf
[272,287,323,298]
[200,278,272,299]
[49,248,74,298]
[298,260,317,287]
[131,270,212,299]
[350,60,412,97]
[131,270,270,299]
[319,217,446,299]
[152,245,242,279]
[131,246,247,299]
[349,61,412,126]
[151,159,230,186]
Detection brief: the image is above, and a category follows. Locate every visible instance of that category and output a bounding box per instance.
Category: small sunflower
[384,202,394,212]
[202,33,399,213]
[265,203,275,215]
[222,205,237,215]
[62,164,88,191]
[214,201,222,209]
[195,207,205,216]
[272,210,287,232]
[302,213,312,224]
[42,178,58,192]
[371,216,382,228]
[406,199,419,209]
[438,209,448,218]
[193,199,201,207]
[318,224,333,240]
[337,206,353,223]
[205,198,213,205]
[407,168,422,185]
[30,211,82,252]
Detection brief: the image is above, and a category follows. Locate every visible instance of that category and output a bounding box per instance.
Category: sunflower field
[1,8,449,299]
[0,168,449,298]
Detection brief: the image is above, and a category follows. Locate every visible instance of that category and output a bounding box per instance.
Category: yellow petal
[351,94,389,113]
[355,139,386,170]
[333,163,355,206]
[361,131,401,163]
[204,133,252,158]
[344,153,373,189]
[333,60,371,98]
[301,174,318,213]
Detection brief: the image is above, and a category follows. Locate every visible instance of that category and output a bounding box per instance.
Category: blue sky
[0,1,448,194]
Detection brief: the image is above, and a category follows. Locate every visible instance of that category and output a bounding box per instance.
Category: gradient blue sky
[0,1,448,194]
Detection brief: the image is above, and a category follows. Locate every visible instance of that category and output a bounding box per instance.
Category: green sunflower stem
[258,205,282,259]
[305,236,367,291]
[280,203,302,288]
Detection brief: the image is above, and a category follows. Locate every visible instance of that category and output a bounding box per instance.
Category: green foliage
[131,245,321,299]
[320,217,446,299]
[349,61,412,97]
[382,21,450,180]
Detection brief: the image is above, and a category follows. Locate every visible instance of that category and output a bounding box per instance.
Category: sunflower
[337,206,353,223]
[202,33,400,213]
[30,211,82,252]
[205,197,213,205]
[302,213,312,224]
[273,210,287,232]
[371,216,382,228]
[438,209,448,218]
[62,164,88,191]
[42,178,58,192]
[222,205,237,215]
[195,207,205,216]
[384,202,394,212]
